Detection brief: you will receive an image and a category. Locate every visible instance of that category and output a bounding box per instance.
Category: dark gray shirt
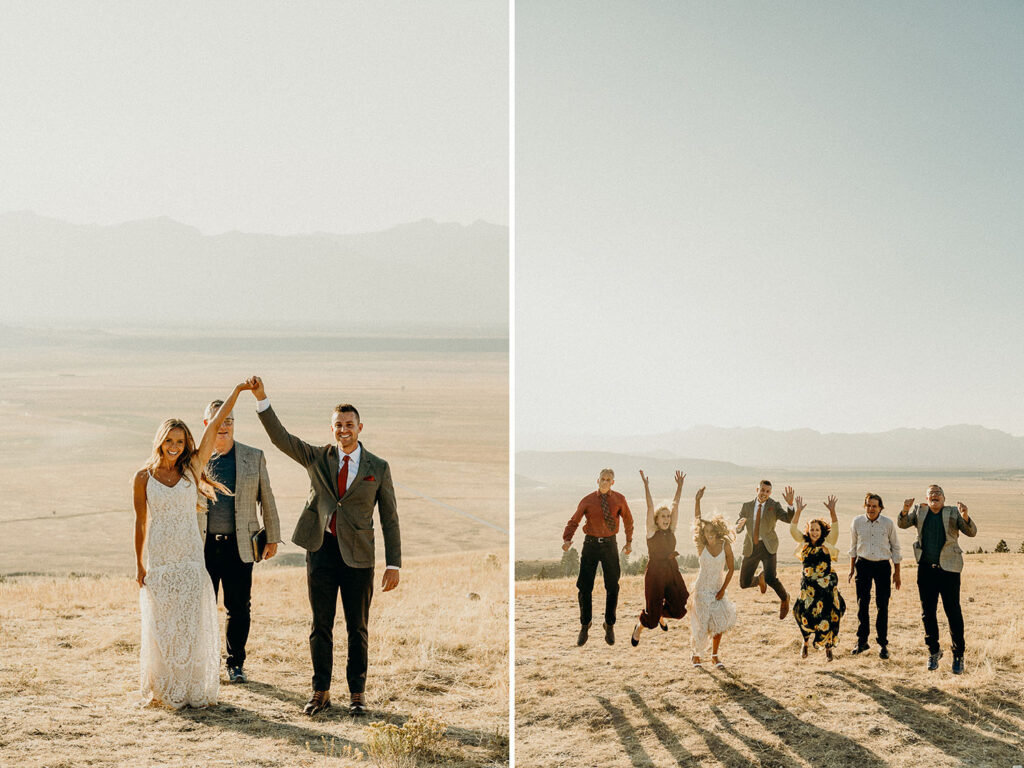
[206,446,237,535]
[920,509,946,565]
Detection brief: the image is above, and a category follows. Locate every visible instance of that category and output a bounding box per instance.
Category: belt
[210,533,235,542]
[585,534,615,544]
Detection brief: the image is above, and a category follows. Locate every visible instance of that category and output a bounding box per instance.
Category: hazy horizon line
[0,208,509,239]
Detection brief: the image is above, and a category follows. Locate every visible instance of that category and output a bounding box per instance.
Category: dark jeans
[854,558,891,647]
[738,541,788,601]
[204,534,254,669]
[576,536,620,626]
[307,533,374,693]
[917,563,965,656]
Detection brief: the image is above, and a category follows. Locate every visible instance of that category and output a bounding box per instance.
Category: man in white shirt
[848,492,901,659]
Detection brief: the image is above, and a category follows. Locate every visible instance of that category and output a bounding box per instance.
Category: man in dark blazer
[735,480,796,619]
[898,484,977,674]
[249,377,401,716]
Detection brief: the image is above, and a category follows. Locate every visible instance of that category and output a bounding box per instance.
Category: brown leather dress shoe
[779,596,790,620]
[303,690,331,715]
[758,572,767,594]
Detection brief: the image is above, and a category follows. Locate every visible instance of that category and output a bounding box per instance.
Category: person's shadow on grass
[826,670,1024,763]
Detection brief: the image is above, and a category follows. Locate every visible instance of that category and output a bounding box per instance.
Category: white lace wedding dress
[686,546,737,654]
[139,473,219,708]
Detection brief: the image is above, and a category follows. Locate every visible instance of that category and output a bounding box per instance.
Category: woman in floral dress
[791,494,846,662]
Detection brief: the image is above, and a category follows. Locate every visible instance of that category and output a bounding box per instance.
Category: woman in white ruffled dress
[687,486,737,669]
[131,380,253,708]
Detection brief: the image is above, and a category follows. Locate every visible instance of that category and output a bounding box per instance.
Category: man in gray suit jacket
[735,480,796,620]
[200,399,281,684]
[898,484,977,674]
[249,376,401,717]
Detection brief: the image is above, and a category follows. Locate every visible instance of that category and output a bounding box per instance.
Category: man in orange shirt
[562,468,634,646]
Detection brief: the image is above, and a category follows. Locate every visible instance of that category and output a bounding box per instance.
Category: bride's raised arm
[196,379,255,467]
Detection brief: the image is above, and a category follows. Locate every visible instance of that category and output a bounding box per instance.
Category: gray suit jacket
[199,441,281,564]
[736,498,794,557]
[258,405,401,569]
[897,505,977,573]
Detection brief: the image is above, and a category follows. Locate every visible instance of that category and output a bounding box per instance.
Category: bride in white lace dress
[687,486,737,668]
[132,381,254,708]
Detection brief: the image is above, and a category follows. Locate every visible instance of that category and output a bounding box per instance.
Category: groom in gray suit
[898,484,977,674]
[250,376,401,717]
[200,399,282,684]
[735,480,796,620]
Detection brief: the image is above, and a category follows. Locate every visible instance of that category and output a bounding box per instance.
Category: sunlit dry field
[515,556,1024,768]
[0,330,509,574]
[0,551,508,767]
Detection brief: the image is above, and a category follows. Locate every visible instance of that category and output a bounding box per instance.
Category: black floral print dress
[793,539,846,648]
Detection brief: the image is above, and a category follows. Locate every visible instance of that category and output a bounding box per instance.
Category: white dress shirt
[848,514,902,563]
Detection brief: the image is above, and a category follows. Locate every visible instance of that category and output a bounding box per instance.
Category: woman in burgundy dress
[631,470,690,646]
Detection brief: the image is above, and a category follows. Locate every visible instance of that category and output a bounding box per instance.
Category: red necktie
[328,454,351,536]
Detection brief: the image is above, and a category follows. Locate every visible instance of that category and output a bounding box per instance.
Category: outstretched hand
[695,485,706,501]
[639,469,649,486]
[782,486,795,506]
[675,470,686,487]
[823,495,838,515]
[795,495,806,514]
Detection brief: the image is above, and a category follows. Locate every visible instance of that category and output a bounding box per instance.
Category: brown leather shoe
[779,596,790,620]
[349,692,366,716]
[758,572,767,594]
[303,690,331,715]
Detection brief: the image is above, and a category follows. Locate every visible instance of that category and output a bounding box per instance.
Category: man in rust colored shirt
[562,468,634,646]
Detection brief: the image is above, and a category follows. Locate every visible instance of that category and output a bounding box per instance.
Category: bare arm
[640,470,655,536]
[669,471,685,532]
[196,381,253,466]
[716,542,734,600]
[133,470,148,587]
[694,486,706,554]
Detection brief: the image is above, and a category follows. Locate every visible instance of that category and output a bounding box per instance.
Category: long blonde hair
[143,418,229,511]
[693,512,735,551]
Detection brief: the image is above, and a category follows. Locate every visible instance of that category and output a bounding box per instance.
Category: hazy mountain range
[519,424,1024,471]
[0,211,507,333]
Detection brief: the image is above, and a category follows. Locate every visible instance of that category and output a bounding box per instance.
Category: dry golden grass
[515,555,1024,767]
[0,550,508,768]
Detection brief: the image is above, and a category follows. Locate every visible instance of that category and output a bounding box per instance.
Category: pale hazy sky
[516,1,1024,441]
[0,1,507,234]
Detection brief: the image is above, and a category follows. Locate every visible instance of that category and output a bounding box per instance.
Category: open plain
[0,329,509,767]
[516,556,1024,768]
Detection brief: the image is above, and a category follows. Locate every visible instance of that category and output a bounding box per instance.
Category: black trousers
[204,534,254,669]
[307,533,374,693]
[854,558,891,647]
[738,541,788,601]
[917,563,965,656]
[576,536,620,626]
